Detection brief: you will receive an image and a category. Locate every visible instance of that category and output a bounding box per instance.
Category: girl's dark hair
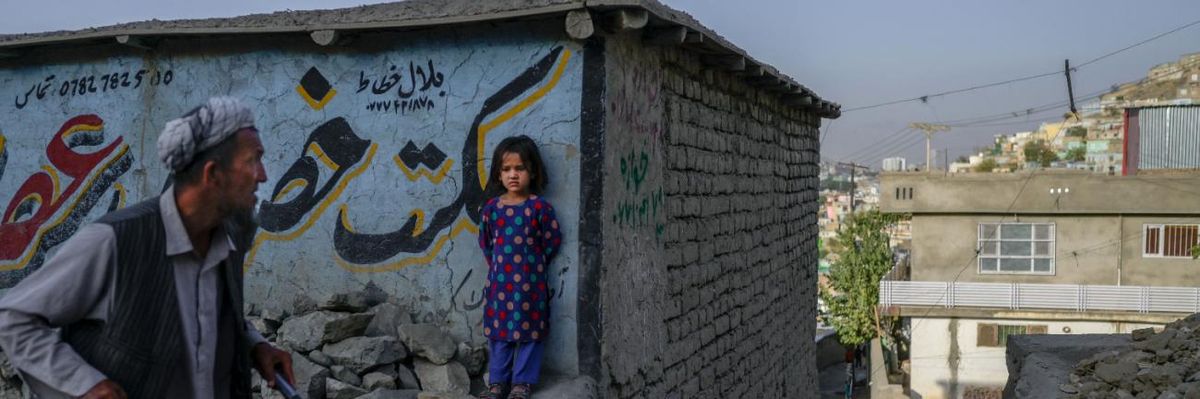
[485,135,548,197]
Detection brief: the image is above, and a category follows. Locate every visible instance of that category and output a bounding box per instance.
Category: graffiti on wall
[0,42,580,361]
[333,46,571,270]
[236,46,574,297]
[15,69,175,109]
[0,115,131,287]
[612,144,664,238]
[359,59,446,114]
[608,50,665,240]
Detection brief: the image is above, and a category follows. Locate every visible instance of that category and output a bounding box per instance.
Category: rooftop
[0,0,839,117]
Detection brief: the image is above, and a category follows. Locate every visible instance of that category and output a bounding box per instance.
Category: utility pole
[943,148,949,176]
[910,123,950,174]
[836,162,870,217]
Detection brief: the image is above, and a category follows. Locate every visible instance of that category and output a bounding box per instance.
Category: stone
[413,359,470,395]
[326,377,368,399]
[330,365,362,387]
[291,350,332,399]
[309,350,334,367]
[1134,329,1178,352]
[363,371,397,390]
[399,324,458,365]
[1060,383,1079,394]
[1095,359,1139,385]
[416,392,473,399]
[359,389,421,399]
[319,283,388,313]
[398,364,422,390]
[324,336,407,374]
[454,342,488,377]
[1133,328,1157,342]
[261,308,289,324]
[366,302,413,337]
[249,317,280,337]
[277,311,373,352]
[529,374,598,399]
[294,295,318,315]
[0,350,15,380]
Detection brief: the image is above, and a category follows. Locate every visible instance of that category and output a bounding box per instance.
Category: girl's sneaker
[478,383,507,399]
[508,383,532,399]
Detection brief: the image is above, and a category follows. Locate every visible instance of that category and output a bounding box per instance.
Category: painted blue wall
[0,27,584,374]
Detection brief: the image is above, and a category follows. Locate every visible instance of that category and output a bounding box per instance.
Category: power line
[1074,18,1200,69]
[841,17,1200,113]
[837,127,915,162]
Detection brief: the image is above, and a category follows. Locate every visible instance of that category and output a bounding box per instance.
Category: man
[0,97,294,399]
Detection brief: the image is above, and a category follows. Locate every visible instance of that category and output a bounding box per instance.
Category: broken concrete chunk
[399,324,458,365]
[309,350,334,367]
[290,351,332,399]
[366,302,413,337]
[363,371,398,390]
[1133,327,1156,342]
[359,389,421,399]
[325,377,368,399]
[277,311,372,352]
[324,336,407,374]
[330,365,362,387]
[413,359,470,395]
[1095,359,1138,384]
[454,342,488,377]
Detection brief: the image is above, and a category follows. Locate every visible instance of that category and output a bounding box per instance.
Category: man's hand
[81,379,126,399]
[252,342,295,388]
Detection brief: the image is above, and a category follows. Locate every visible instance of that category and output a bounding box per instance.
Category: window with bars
[1143,224,1199,258]
[977,323,1048,347]
[978,223,1055,274]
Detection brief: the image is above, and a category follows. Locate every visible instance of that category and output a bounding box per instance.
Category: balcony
[879,270,1200,315]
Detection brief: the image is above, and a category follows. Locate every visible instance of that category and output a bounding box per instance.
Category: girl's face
[500,152,531,196]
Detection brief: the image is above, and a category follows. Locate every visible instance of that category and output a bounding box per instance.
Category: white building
[882,157,907,172]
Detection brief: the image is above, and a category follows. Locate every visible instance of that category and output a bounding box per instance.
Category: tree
[1067,126,1087,138]
[1023,140,1059,167]
[974,158,997,173]
[819,210,905,347]
[1066,147,1087,162]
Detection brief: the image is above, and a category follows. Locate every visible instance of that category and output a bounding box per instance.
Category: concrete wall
[0,23,586,374]
[881,172,1200,215]
[909,317,1159,399]
[592,33,823,397]
[908,214,1200,286]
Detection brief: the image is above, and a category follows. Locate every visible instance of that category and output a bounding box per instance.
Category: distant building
[880,172,1200,398]
[882,157,907,172]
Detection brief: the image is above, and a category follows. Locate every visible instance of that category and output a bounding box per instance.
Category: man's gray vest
[61,197,253,398]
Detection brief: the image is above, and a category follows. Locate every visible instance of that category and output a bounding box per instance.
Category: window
[1144,224,1199,258]
[978,223,1055,274]
[977,323,1048,347]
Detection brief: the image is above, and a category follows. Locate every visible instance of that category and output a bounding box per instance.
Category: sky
[4,0,1200,169]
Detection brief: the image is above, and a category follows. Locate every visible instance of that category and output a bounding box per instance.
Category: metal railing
[879,272,1200,314]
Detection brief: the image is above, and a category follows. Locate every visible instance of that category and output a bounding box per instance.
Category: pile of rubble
[251,289,487,399]
[0,287,490,399]
[1062,315,1200,398]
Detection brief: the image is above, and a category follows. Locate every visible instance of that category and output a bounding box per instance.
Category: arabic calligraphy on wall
[0,115,132,288]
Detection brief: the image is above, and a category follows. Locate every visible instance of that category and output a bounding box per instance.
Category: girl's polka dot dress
[478,195,562,342]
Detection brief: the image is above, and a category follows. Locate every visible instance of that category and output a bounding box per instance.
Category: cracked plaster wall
[0,22,586,376]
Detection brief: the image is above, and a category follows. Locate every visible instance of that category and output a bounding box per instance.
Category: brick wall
[597,34,822,398]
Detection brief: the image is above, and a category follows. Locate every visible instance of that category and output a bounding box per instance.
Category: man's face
[216,128,267,222]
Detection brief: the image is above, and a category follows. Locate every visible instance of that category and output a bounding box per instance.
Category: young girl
[477,135,562,399]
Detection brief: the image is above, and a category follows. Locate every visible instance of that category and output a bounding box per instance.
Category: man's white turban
[157,96,255,171]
